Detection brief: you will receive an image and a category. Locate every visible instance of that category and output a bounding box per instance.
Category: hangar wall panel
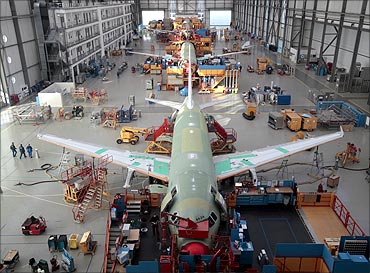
[3,46,22,75]
[14,0,30,16]
[18,18,36,42]
[28,66,42,88]
[0,0,11,17]
[1,20,17,46]
[309,23,370,68]
[7,71,25,96]
[23,42,40,68]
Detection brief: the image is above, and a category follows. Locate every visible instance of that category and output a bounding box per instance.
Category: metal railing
[70,48,100,64]
[66,33,100,48]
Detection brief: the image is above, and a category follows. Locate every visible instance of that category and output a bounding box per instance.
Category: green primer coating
[215,160,231,175]
[230,154,256,159]
[276,147,289,153]
[95,148,107,155]
[181,128,203,153]
[241,159,254,166]
[129,154,155,160]
[154,160,169,176]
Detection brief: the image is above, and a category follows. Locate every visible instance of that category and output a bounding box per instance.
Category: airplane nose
[181,242,210,255]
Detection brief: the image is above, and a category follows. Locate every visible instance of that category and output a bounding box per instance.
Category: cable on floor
[27,163,55,172]
[16,164,65,186]
[15,180,61,186]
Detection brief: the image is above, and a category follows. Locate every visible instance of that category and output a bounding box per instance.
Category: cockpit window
[208,211,218,228]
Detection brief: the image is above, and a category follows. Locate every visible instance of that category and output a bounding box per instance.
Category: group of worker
[10,142,34,159]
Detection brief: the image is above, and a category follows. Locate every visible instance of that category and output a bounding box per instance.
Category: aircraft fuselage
[162,99,220,253]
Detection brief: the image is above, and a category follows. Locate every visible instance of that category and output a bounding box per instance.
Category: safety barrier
[331,196,366,236]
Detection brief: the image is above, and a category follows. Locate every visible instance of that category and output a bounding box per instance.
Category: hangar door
[142,10,165,26]
[210,10,232,28]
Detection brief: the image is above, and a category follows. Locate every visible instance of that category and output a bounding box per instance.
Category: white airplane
[38,46,343,255]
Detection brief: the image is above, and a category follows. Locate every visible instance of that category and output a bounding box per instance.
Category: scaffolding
[11,103,52,125]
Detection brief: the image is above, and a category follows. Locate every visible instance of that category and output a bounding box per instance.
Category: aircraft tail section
[186,45,194,109]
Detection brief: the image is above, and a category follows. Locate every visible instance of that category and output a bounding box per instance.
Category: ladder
[276,159,289,179]
[58,151,71,176]
[72,185,97,223]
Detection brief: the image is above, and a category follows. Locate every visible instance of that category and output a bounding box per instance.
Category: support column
[265,0,271,41]
[282,0,289,55]
[296,0,307,64]
[318,0,330,61]
[97,7,105,57]
[348,0,368,92]
[330,0,347,83]
[71,66,75,84]
[289,0,298,49]
[9,0,30,87]
[306,0,318,67]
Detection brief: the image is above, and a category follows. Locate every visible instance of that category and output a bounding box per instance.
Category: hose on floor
[27,163,55,172]
[15,180,61,186]
[15,164,65,186]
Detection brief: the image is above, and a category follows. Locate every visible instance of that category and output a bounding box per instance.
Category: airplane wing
[38,134,170,182]
[127,51,163,58]
[145,98,183,110]
[202,45,255,60]
[213,129,344,181]
[215,47,255,58]
[199,98,232,110]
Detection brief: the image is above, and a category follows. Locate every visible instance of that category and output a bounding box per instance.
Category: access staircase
[145,116,237,155]
[73,185,98,223]
[213,75,226,89]
[103,210,128,273]
[145,118,173,154]
[207,116,237,154]
[105,221,122,273]
[126,200,141,214]
[72,155,112,223]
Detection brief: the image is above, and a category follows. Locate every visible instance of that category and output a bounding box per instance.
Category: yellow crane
[116,126,148,145]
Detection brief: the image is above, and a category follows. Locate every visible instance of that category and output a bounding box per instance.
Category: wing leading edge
[214,129,344,181]
[37,134,170,182]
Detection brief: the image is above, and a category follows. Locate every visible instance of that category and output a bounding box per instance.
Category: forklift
[116,126,148,145]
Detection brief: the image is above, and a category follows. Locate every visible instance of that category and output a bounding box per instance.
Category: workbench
[236,187,293,206]
[126,229,140,250]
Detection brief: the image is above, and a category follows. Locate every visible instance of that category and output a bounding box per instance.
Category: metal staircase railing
[72,185,97,223]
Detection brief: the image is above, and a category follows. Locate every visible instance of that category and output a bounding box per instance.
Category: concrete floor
[1,32,369,272]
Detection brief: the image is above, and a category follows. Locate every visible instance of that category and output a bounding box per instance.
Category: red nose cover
[181,242,210,255]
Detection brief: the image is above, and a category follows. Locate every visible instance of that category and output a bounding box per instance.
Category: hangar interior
[0,0,369,273]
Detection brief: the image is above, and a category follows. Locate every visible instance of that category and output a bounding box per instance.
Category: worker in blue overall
[26,144,33,158]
